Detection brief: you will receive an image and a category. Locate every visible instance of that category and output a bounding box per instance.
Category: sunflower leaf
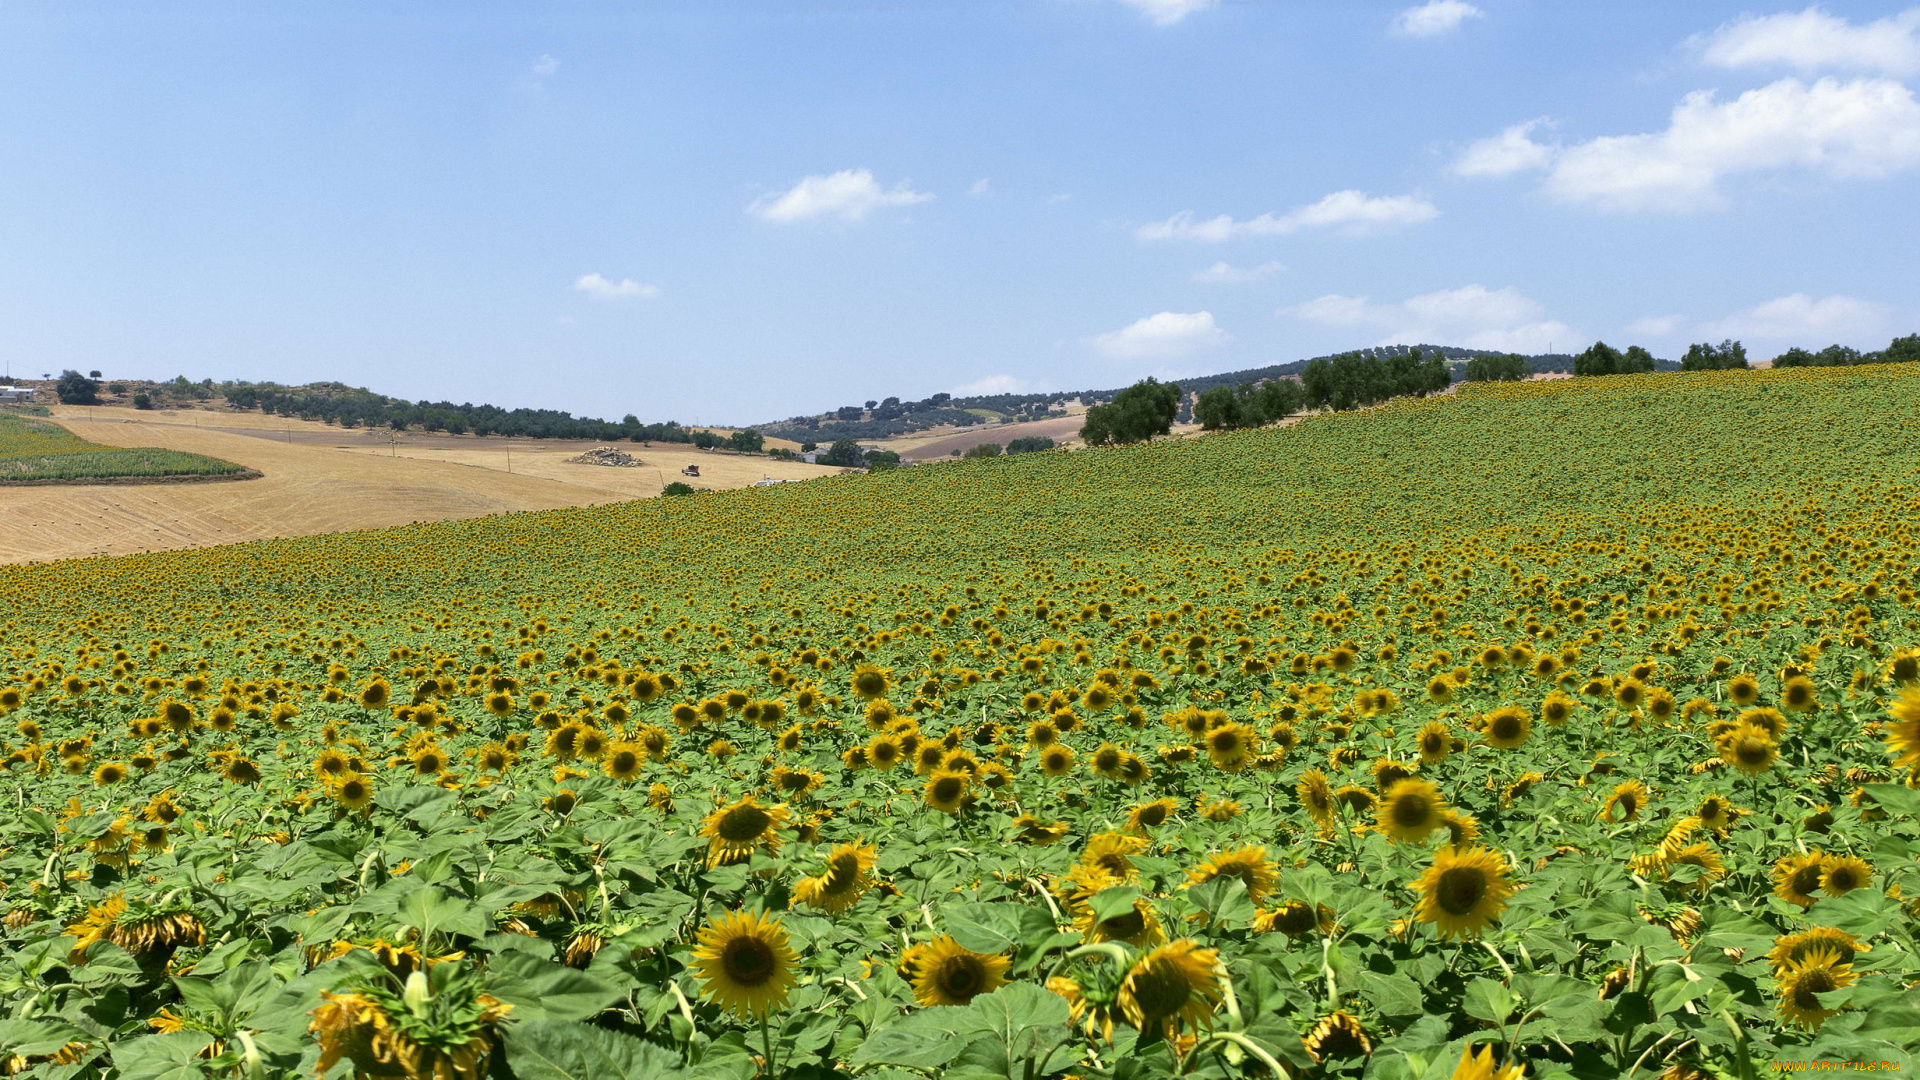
[504,1018,691,1080]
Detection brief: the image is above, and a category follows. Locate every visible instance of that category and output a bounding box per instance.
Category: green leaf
[1860,783,1920,817]
[850,1009,973,1070]
[504,1018,691,1080]
[1087,886,1143,924]
[1184,877,1255,928]
[941,900,1026,954]
[966,982,1071,1067]
[486,950,626,1021]
[107,1032,212,1080]
[1462,978,1516,1026]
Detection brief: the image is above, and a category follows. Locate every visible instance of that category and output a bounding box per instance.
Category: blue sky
[2,2,1917,423]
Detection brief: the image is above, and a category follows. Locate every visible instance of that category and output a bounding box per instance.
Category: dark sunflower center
[1140,805,1168,827]
[1391,794,1432,828]
[342,781,368,799]
[722,936,775,986]
[1095,749,1121,770]
[1736,739,1771,765]
[1828,869,1857,891]
[718,806,771,841]
[1791,969,1835,1007]
[1435,866,1488,916]
[1275,903,1316,933]
[1791,866,1822,894]
[932,777,965,801]
[1102,908,1146,938]
[824,854,860,891]
[1129,963,1191,1018]
[938,956,984,998]
[1491,717,1522,740]
[613,752,639,773]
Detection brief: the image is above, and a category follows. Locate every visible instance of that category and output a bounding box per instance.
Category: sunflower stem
[758,1014,778,1079]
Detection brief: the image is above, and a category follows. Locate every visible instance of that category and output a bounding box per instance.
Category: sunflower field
[0,414,250,484]
[2,365,1919,1079]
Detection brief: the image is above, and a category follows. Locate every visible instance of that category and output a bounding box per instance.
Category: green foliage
[1300,348,1448,411]
[864,448,902,470]
[661,481,697,496]
[1681,340,1750,371]
[1572,341,1658,377]
[690,430,722,450]
[0,414,247,483]
[132,393,153,410]
[819,437,865,467]
[962,442,1002,458]
[1005,436,1055,454]
[1462,353,1529,382]
[54,369,101,406]
[725,429,764,453]
[1080,377,1180,445]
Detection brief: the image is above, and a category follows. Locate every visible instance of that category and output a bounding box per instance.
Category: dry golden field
[0,406,841,563]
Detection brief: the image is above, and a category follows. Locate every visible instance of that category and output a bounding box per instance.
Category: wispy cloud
[1138,190,1438,241]
[572,273,658,300]
[1281,284,1576,353]
[1192,260,1285,283]
[748,169,933,223]
[1697,293,1892,342]
[1089,311,1227,360]
[1390,1,1483,38]
[1692,7,1920,77]
[532,54,560,77]
[1116,0,1217,27]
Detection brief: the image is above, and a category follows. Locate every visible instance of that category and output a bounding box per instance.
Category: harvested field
[0,407,840,563]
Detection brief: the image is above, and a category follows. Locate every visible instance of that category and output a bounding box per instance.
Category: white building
[0,386,36,404]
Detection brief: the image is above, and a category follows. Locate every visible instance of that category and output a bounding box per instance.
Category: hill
[1,364,1917,1075]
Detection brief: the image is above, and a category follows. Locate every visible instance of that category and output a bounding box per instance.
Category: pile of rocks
[566,446,643,467]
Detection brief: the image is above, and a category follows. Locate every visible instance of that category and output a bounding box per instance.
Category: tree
[1006,436,1055,454]
[107,382,128,396]
[863,400,878,410]
[1883,333,1920,365]
[88,370,102,379]
[800,442,817,453]
[1080,378,1180,446]
[820,438,865,467]
[962,442,1002,458]
[726,429,764,453]
[132,393,153,410]
[691,429,722,449]
[55,370,101,405]
[863,448,900,470]
[662,481,696,496]
[1680,340,1747,371]
[1193,386,1242,431]
[1572,342,1625,377]
[1621,346,1657,373]
[1463,353,1529,382]
[1244,378,1304,424]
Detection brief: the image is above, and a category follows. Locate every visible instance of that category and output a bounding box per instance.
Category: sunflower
[1601,780,1647,822]
[691,909,799,1020]
[1481,705,1532,750]
[1739,706,1789,739]
[1726,673,1761,706]
[331,773,376,812]
[1297,768,1336,831]
[1766,926,1864,977]
[1774,947,1857,1030]
[1662,843,1726,894]
[1409,846,1515,939]
[1820,854,1872,897]
[1540,690,1575,726]
[1718,724,1777,776]
[1040,745,1076,777]
[602,744,644,782]
[1253,899,1335,938]
[701,797,790,868]
[849,665,891,700]
[1370,758,1416,792]
[1883,685,1920,769]
[1204,723,1256,772]
[1118,940,1223,1039]
[1334,785,1376,815]
[1771,852,1825,908]
[1415,721,1452,764]
[1302,1010,1371,1064]
[92,762,127,786]
[922,768,971,814]
[1696,794,1737,835]
[1089,743,1126,779]
[905,936,1009,1007]
[866,734,904,771]
[1011,813,1070,845]
[1780,675,1818,713]
[1080,832,1149,879]
[1073,893,1165,947]
[793,841,877,913]
[1184,845,1278,904]
[410,744,447,776]
[1440,809,1480,848]
[1376,778,1446,843]
[1125,797,1179,835]
[1445,1044,1525,1080]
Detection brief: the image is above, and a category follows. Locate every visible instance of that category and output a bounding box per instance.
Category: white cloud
[1192,260,1285,283]
[1626,315,1683,337]
[952,374,1030,396]
[1697,292,1892,341]
[1453,118,1556,177]
[1694,7,1920,77]
[572,273,658,300]
[968,178,993,197]
[1117,0,1217,27]
[1138,190,1438,241]
[532,54,560,76]
[1390,1,1484,38]
[1089,311,1227,360]
[748,169,933,223]
[1281,284,1577,353]
[1462,77,1920,210]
